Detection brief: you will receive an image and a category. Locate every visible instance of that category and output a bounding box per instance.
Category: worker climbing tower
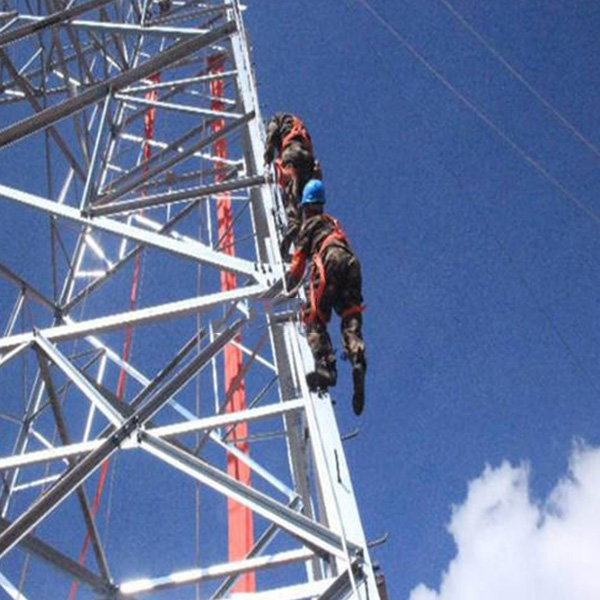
[0,1,383,598]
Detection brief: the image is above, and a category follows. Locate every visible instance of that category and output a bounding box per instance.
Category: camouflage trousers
[276,142,320,254]
[303,246,366,369]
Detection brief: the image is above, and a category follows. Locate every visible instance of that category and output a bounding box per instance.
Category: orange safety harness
[273,159,295,190]
[303,216,365,325]
[274,116,313,191]
[281,115,313,155]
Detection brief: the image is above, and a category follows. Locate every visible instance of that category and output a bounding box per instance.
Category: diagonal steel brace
[0,318,244,559]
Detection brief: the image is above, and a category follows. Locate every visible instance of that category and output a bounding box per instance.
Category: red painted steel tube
[208,53,255,593]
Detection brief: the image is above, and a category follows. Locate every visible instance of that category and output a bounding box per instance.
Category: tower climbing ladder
[0,1,382,598]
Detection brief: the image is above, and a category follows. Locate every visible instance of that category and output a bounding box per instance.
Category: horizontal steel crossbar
[0,400,305,472]
[0,0,116,48]
[0,183,268,283]
[0,20,237,147]
[0,284,268,353]
[0,320,244,559]
[91,174,267,216]
[119,548,314,594]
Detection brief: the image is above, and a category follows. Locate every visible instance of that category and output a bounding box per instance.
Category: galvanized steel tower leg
[0,1,382,598]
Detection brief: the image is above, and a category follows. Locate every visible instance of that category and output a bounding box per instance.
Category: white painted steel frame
[0,400,306,472]
[0,1,380,598]
[0,183,269,284]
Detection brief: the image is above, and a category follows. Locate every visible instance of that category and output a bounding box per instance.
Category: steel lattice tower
[0,2,382,598]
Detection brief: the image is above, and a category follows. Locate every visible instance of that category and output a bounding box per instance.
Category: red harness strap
[273,158,296,189]
[273,117,313,192]
[303,218,350,325]
[281,115,313,155]
[340,304,365,319]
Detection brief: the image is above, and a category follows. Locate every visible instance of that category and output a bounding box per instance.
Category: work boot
[306,359,337,392]
[350,357,366,416]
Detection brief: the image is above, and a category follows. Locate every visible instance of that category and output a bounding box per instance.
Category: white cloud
[409,442,600,600]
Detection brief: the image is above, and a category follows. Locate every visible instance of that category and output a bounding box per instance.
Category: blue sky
[246,1,600,598]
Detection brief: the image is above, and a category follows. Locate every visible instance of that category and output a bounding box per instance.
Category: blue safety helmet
[300,179,326,206]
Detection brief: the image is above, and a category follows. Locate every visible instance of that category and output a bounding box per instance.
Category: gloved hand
[285,271,298,294]
[279,235,292,261]
[263,146,274,165]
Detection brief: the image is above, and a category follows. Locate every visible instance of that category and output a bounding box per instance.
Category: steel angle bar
[0,43,97,100]
[126,318,245,427]
[0,401,301,472]
[33,333,124,426]
[0,411,21,426]
[93,25,129,78]
[2,14,209,38]
[95,111,255,206]
[0,320,244,559]
[317,560,364,600]
[0,15,18,34]
[0,331,205,473]
[64,188,213,312]
[0,369,48,517]
[0,49,87,181]
[0,433,121,558]
[0,184,269,282]
[191,326,270,451]
[13,474,61,492]
[101,121,212,195]
[0,571,29,600]
[122,71,238,93]
[139,433,359,560]
[114,136,243,169]
[286,324,377,596]
[49,13,98,94]
[111,144,240,173]
[0,342,288,488]
[0,440,99,471]
[91,174,266,216]
[0,517,117,597]
[153,391,299,499]
[3,291,24,337]
[119,329,206,410]
[0,341,30,369]
[148,399,304,439]
[34,347,112,583]
[0,41,95,90]
[0,20,237,148]
[113,94,242,119]
[77,326,155,390]
[0,0,116,48]
[0,400,299,502]
[80,93,112,210]
[119,548,315,595]
[209,498,304,599]
[0,262,57,311]
[148,2,233,26]
[288,329,360,571]
[0,284,266,353]
[211,432,296,499]
[114,55,230,145]
[230,337,277,372]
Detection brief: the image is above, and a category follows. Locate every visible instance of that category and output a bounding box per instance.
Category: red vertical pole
[208,54,255,592]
